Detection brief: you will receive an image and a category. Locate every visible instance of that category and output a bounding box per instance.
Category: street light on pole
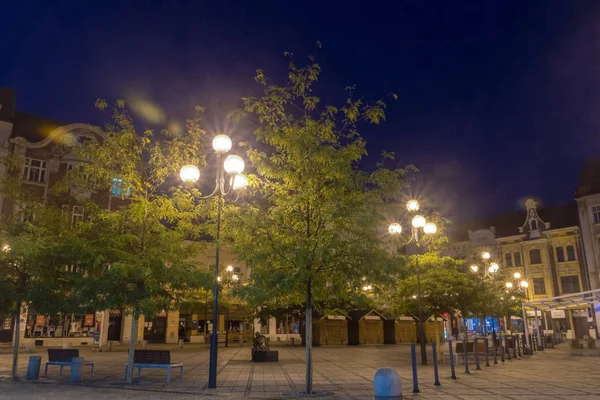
[470,251,500,337]
[389,199,437,365]
[179,134,248,389]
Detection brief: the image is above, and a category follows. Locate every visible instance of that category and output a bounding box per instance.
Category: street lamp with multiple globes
[470,251,500,336]
[179,134,248,389]
[388,199,437,365]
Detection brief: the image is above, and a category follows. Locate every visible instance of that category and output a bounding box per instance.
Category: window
[23,158,47,183]
[234,267,241,273]
[62,205,85,226]
[533,277,546,295]
[111,178,131,196]
[593,205,600,224]
[560,275,581,294]
[504,253,513,267]
[566,245,576,261]
[529,249,542,264]
[112,178,123,195]
[514,252,522,266]
[276,314,299,334]
[72,206,84,223]
[556,247,565,262]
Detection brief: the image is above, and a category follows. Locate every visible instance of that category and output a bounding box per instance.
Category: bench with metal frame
[124,350,183,383]
[45,349,95,377]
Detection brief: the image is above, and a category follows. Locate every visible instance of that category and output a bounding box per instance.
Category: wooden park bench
[124,350,183,383]
[44,349,95,377]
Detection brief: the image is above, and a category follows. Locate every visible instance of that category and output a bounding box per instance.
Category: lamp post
[221,266,240,348]
[506,273,530,350]
[389,199,437,365]
[470,251,500,335]
[179,134,248,389]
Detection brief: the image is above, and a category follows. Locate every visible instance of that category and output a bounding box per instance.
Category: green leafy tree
[383,253,473,353]
[61,100,213,383]
[0,203,100,379]
[227,54,410,394]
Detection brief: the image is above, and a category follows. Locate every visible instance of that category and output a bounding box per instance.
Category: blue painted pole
[484,337,490,367]
[410,343,419,393]
[448,340,456,380]
[432,342,440,386]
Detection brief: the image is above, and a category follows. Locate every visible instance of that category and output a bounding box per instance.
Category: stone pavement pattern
[1,343,599,399]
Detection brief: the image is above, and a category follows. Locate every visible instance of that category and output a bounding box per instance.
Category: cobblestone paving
[1,342,599,399]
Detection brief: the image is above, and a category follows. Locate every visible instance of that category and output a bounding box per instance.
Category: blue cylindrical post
[432,342,440,386]
[474,338,481,370]
[410,344,419,393]
[69,357,84,383]
[26,356,41,381]
[513,335,517,358]
[448,340,456,380]
[484,337,490,367]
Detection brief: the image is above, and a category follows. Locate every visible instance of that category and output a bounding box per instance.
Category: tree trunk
[305,278,313,394]
[11,308,20,380]
[126,313,139,384]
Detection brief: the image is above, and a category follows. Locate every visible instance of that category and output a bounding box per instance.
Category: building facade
[444,199,593,339]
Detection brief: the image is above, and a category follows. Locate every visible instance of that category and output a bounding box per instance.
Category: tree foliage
[227,56,411,314]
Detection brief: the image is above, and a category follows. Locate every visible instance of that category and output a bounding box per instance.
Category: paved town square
[1,343,599,399]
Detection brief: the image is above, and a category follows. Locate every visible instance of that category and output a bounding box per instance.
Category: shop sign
[551,310,566,319]
[84,314,94,326]
[326,315,346,320]
[35,315,45,326]
[526,310,541,317]
[364,315,381,320]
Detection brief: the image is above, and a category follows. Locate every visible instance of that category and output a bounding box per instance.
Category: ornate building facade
[444,199,593,339]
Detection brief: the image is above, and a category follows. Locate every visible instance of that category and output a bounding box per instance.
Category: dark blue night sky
[2,0,600,220]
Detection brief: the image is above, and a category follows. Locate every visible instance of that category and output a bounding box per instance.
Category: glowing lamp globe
[470,265,479,273]
[180,165,200,182]
[388,223,402,235]
[511,296,516,300]
[520,280,529,288]
[226,265,234,272]
[232,274,239,281]
[506,282,513,288]
[212,134,232,153]
[490,263,499,273]
[423,222,437,235]
[412,215,426,228]
[482,251,491,260]
[232,174,248,190]
[513,272,521,279]
[224,155,245,174]
[217,276,222,282]
[406,200,419,212]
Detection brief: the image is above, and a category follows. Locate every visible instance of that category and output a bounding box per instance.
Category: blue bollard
[70,357,84,383]
[484,337,490,367]
[448,340,457,380]
[26,356,41,380]
[410,344,419,393]
[463,336,470,374]
[432,342,440,386]
[374,368,402,399]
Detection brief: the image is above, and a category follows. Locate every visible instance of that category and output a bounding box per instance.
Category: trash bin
[26,356,41,380]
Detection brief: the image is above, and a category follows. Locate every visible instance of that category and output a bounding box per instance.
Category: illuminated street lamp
[180,134,247,389]
[470,251,500,339]
[389,199,437,365]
